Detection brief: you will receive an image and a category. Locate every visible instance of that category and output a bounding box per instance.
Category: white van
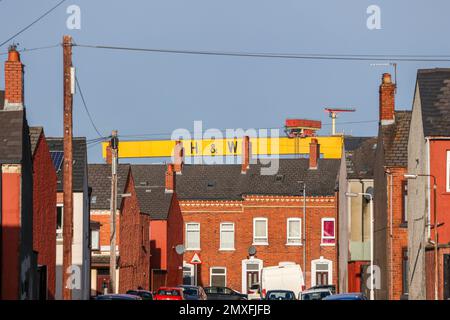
[260,262,305,299]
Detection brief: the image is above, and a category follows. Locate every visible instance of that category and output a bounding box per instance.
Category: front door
[316,271,329,286]
[247,271,259,291]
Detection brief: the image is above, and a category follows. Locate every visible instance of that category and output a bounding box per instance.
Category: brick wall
[118,173,150,292]
[165,195,184,286]
[32,134,57,299]
[386,168,408,300]
[181,195,338,292]
[90,210,120,249]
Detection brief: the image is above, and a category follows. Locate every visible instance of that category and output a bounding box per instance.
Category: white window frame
[185,222,201,250]
[253,217,268,245]
[286,218,302,245]
[446,150,450,192]
[210,267,227,287]
[219,222,235,251]
[321,218,336,246]
[91,229,100,251]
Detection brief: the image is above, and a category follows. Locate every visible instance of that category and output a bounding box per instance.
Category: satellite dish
[175,244,185,255]
[248,246,257,256]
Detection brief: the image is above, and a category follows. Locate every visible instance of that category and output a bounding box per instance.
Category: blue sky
[1,0,450,163]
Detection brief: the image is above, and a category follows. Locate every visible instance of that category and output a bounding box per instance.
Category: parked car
[260,262,305,299]
[204,286,247,300]
[126,289,154,300]
[154,287,184,300]
[178,285,207,300]
[299,288,332,300]
[265,290,296,300]
[307,284,336,295]
[323,293,368,300]
[94,294,142,300]
[247,283,262,300]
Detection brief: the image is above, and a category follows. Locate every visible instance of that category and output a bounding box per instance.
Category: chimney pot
[165,164,176,193]
[174,141,184,173]
[379,72,396,125]
[105,144,112,164]
[4,44,24,110]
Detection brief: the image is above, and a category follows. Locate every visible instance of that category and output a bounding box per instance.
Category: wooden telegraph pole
[63,35,74,300]
[109,130,119,293]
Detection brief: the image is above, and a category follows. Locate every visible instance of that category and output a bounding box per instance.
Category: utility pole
[109,130,119,294]
[63,35,74,300]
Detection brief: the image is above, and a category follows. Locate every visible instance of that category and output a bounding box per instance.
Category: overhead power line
[75,76,106,139]
[74,43,450,62]
[0,43,59,56]
[0,0,67,48]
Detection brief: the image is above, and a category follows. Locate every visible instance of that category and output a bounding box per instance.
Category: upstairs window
[287,218,302,245]
[321,218,335,245]
[186,223,200,250]
[220,223,235,250]
[91,230,100,251]
[253,218,268,245]
[402,181,408,224]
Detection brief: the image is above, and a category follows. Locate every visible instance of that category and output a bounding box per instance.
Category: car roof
[324,293,364,300]
[267,290,295,293]
[302,288,332,294]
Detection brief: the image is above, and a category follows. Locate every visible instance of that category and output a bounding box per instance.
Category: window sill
[185,248,201,251]
[285,243,303,246]
[219,248,236,252]
[252,242,269,246]
[320,243,336,247]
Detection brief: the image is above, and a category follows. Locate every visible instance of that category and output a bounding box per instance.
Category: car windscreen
[267,291,294,300]
[302,291,330,300]
[183,288,199,296]
[157,289,181,296]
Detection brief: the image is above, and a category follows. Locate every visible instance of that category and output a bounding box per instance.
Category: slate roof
[127,158,340,219]
[88,163,130,210]
[130,165,173,220]
[46,137,87,192]
[417,68,450,137]
[0,90,4,110]
[380,111,411,167]
[29,126,43,156]
[0,110,26,164]
[345,137,377,179]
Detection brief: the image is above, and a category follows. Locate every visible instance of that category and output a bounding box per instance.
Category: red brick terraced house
[174,139,340,293]
[374,73,411,300]
[88,163,129,296]
[127,164,183,291]
[118,166,152,292]
[29,127,57,300]
[0,46,36,299]
[407,68,450,300]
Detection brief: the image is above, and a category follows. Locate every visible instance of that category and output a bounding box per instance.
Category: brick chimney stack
[4,44,24,110]
[241,136,250,173]
[174,140,184,174]
[379,73,396,125]
[309,138,320,170]
[165,164,176,193]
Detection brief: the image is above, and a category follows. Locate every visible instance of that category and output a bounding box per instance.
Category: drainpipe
[0,164,2,297]
[385,170,394,300]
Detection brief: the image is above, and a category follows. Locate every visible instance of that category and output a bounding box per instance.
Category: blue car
[323,293,368,300]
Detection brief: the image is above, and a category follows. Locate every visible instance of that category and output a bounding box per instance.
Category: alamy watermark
[171,121,280,175]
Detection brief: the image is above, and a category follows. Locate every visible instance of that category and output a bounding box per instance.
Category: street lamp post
[346,192,374,300]
[298,181,307,287]
[404,174,439,300]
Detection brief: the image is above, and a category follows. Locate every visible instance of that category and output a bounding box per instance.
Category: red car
[154,287,184,300]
